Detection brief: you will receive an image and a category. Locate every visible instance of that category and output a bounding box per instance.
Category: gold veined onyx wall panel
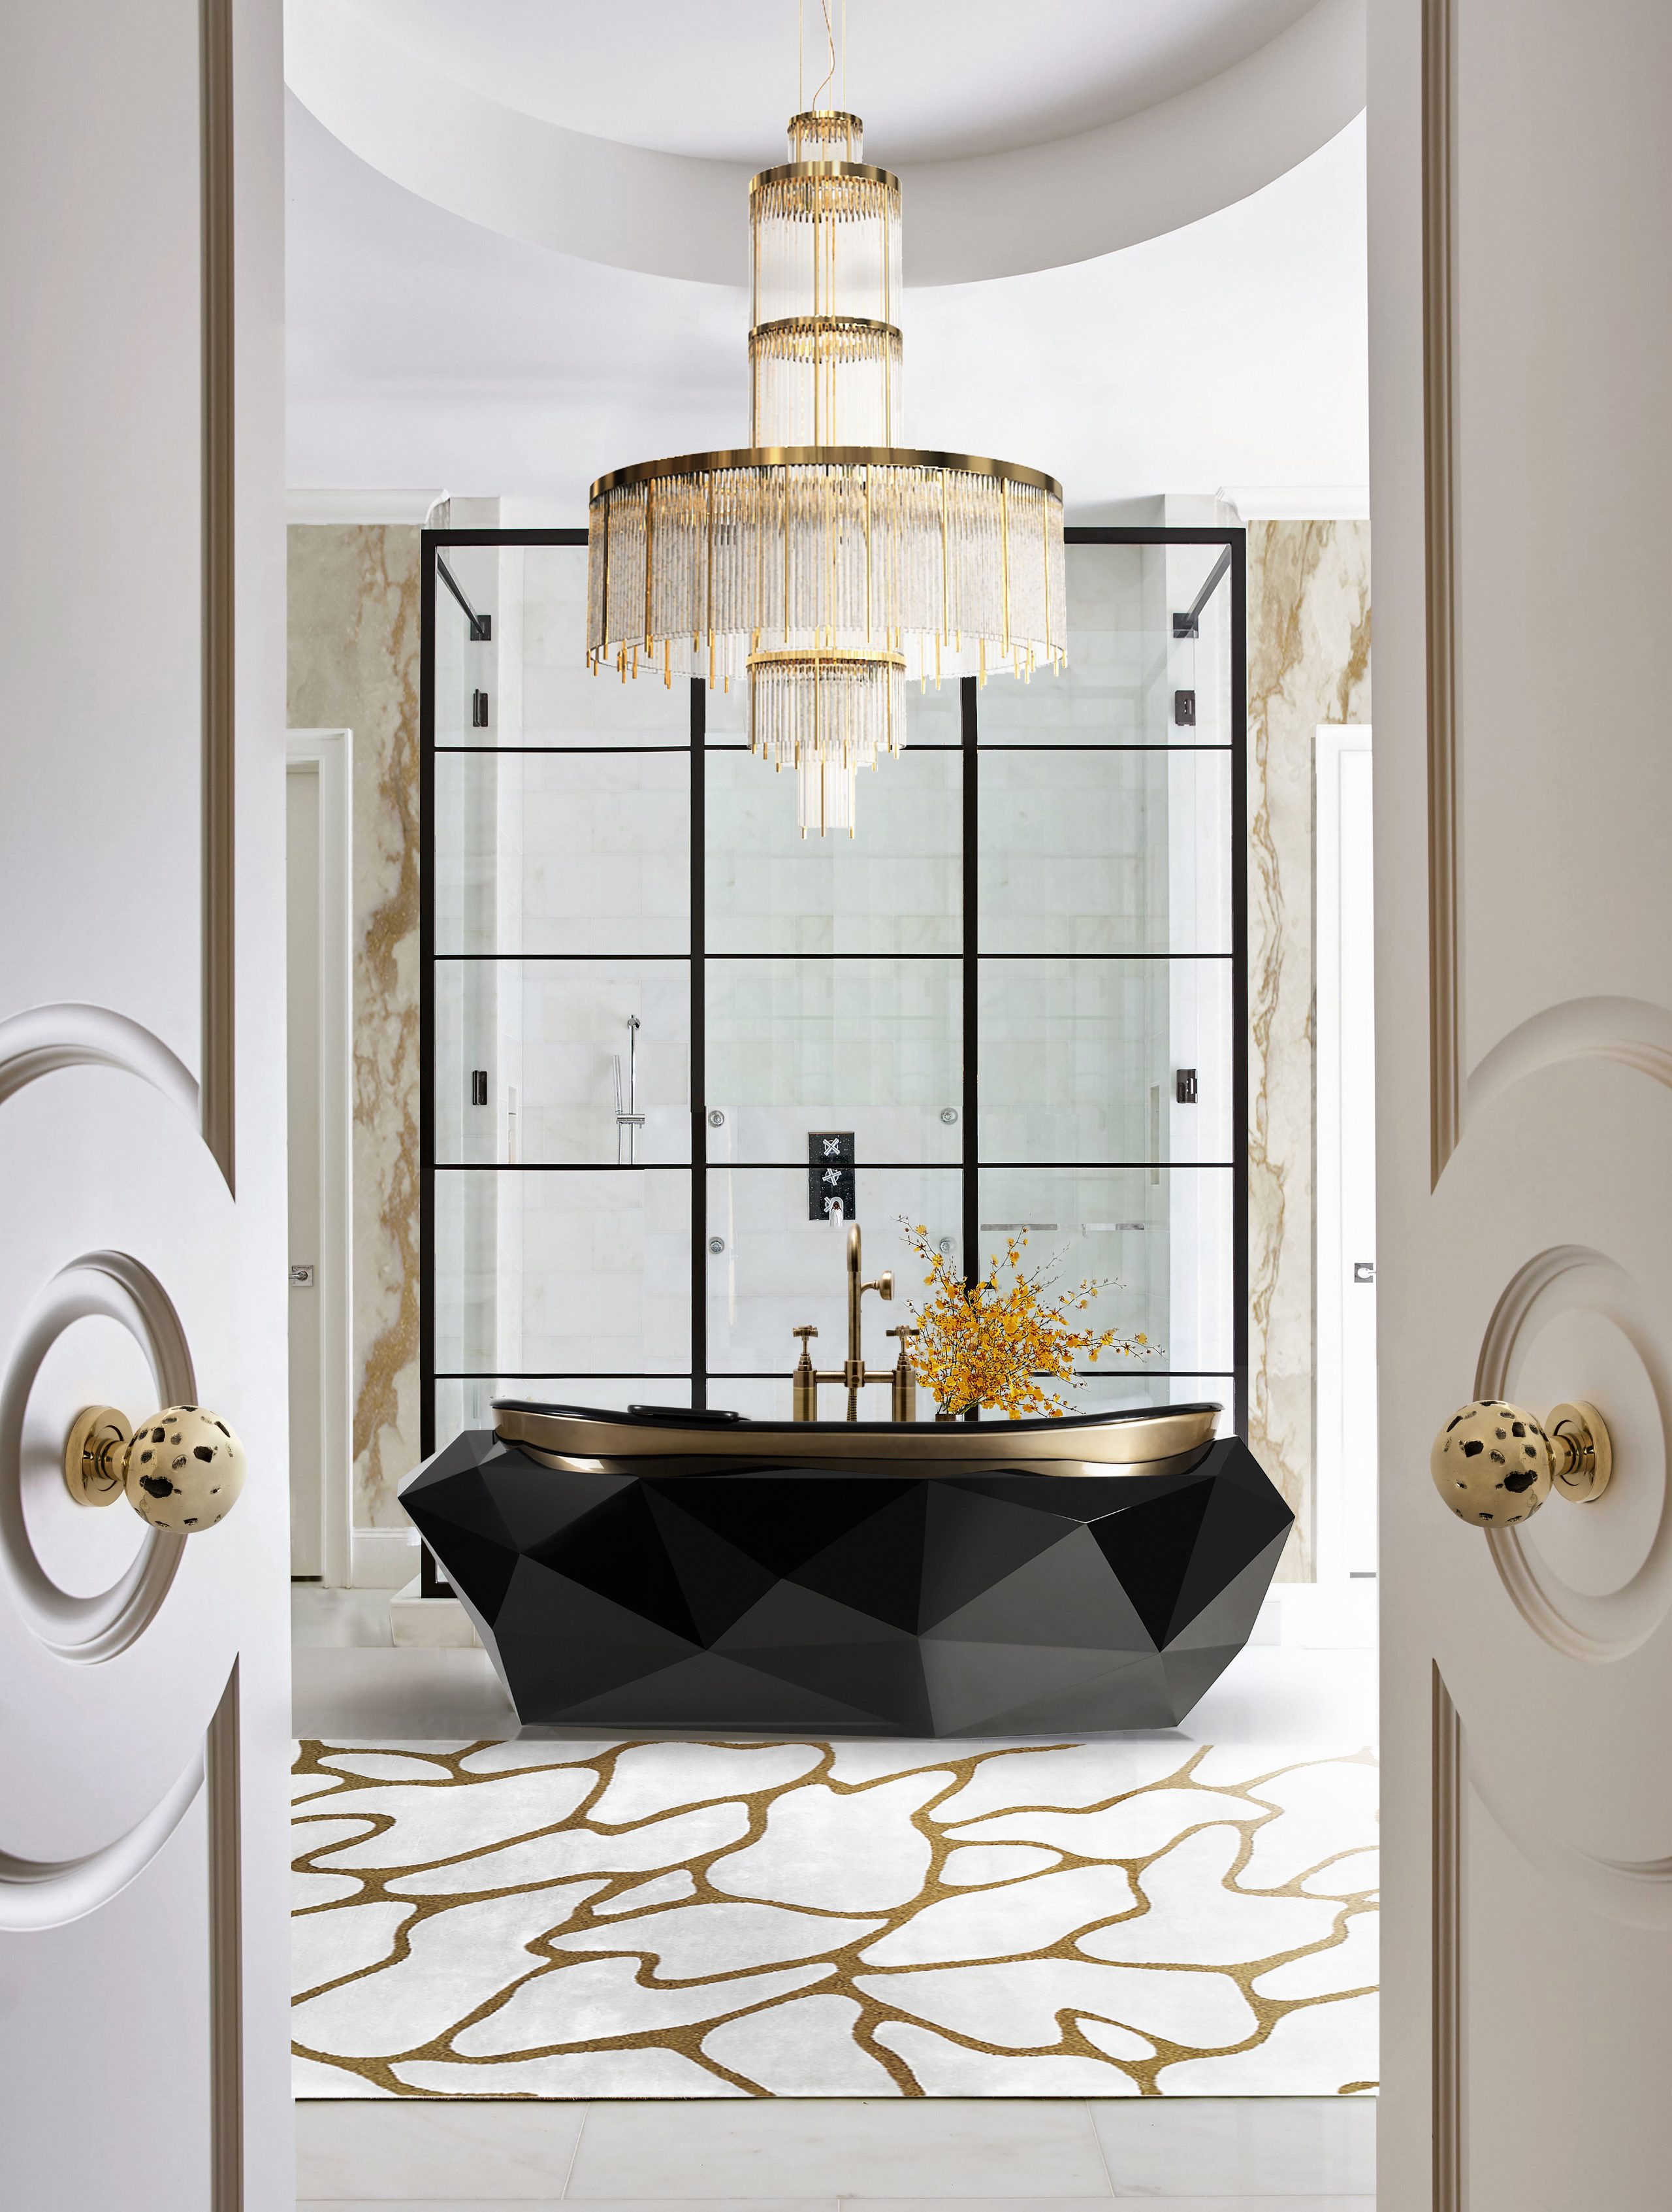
[1245,521,1372,1575]
[287,526,424,1528]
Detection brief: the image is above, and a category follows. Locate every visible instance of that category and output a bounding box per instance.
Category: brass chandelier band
[590,446,1065,504]
[786,108,863,137]
[748,647,908,672]
[750,159,900,192]
[748,313,901,343]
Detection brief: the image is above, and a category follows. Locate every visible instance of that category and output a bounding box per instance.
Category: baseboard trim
[350,1528,420,1588]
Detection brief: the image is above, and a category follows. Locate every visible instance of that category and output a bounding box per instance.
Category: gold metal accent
[1429,1397,1614,1524]
[888,1326,919,1422]
[786,108,865,157]
[787,1224,903,1422]
[498,1399,1219,1473]
[590,446,1065,505]
[747,647,905,672]
[64,1403,133,1507]
[748,312,901,344]
[1547,1400,1612,1503]
[62,1402,248,1531]
[750,159,900,192]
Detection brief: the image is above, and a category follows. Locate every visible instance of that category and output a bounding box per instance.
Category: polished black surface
[400,1429,1293,1736]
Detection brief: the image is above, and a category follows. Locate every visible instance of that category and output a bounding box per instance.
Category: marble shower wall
[1245,521,1372,1576]
[287,525,423,1529]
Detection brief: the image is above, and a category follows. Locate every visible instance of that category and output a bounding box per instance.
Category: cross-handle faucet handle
[886,1324,917,1342]
[792,1324,818,1342]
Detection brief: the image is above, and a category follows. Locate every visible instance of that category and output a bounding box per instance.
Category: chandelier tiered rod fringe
[586,105,1067,834]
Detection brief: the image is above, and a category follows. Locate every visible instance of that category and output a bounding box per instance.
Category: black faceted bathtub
[398,1401,1293,1736]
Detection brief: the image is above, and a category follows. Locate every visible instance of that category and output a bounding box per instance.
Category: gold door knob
[1430,1398,1611,1525]
[65,1403,247,1533]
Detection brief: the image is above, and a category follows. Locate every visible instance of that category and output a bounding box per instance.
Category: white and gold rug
[292,1736,1377,2099]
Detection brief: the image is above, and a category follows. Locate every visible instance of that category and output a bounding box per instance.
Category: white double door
[1,5,291,2207]
[1374,0,1672,2203]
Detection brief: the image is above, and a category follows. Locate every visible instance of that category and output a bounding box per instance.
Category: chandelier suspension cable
[811,0,837,112]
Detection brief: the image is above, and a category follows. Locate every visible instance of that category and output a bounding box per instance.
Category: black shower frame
[418,526,1249,1580]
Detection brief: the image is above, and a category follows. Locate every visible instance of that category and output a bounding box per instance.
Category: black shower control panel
[1173,688,1197,727]
[1175,1067,1198,1104]
[808,1130,856,1222]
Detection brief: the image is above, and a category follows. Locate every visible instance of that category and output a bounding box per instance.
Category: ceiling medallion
[586,56,1066,836]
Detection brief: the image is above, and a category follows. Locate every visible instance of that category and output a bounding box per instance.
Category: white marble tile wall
[974,543,1171,745]
[978,752,1225,954]
[707,959,963,1166]
[288,524,426,1531]
[707,744,962,955]
[519,545,690,747]
[438,962,692,1167]
[436,1169,692,1380]
[1245,523,1372,1576]
[977,958,1232,1167]
[436,753,691,958]
[705,1171,960,1378]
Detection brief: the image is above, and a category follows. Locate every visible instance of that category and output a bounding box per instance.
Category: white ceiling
[289,0,1363,285]
[285,87,1368,521]
[339,0,1321,163]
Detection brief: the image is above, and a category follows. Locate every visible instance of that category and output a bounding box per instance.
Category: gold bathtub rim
[492,1399,1221,1475]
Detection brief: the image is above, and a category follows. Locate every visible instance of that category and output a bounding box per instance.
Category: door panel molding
[1465,996,1672,1122]
[202,0,237,1189]
[1476,1241,1672,1663]
[0,1001,199,1120]
[208,1662,243,2212]
[1432,1664,1464,2212]
[1422,0,1460,1186]
[0,1746,204,1932]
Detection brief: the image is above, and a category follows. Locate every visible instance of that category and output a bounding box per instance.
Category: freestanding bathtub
[399,1400,1293,1736]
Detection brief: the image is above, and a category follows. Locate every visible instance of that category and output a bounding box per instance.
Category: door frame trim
[1422,0,1460,1185]
[286,730,354,1589]
[1432,1663,1465,2212]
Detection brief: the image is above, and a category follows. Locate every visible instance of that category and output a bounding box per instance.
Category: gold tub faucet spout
[790,1223,914,1422]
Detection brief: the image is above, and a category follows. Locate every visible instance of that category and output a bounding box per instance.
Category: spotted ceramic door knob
[65,1403,247,1531]
[1430,1398,1611,1525]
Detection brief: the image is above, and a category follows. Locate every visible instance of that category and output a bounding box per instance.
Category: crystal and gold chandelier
[586,50,1066,835]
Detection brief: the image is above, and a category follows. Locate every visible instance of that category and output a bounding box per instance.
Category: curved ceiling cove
[287,0,1366,287]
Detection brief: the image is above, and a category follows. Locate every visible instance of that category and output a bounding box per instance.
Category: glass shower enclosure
[421,527,1246,1478]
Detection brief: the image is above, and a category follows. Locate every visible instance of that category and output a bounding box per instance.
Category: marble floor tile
[564,2098,1112,2199]
[848,2202,1372,2212]
[293,1588,395,1650]
[295,2101,585,2200]
[293,1646,517,1741]
[290,1621,1376,1757]
[1089,2097,1375,2196]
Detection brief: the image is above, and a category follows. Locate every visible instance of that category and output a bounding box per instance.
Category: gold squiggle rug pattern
[291,1736,1378,2099]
